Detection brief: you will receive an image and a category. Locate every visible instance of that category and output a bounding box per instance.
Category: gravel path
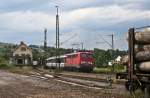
[0,70,134,98]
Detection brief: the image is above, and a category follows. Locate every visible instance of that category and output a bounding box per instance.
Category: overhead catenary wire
[98,34,113,48]
[135,26,150,30]
[60,33,77,45]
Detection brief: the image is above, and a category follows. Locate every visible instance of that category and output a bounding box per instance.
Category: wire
[98,34,112,48]
[60,33,77,45]
[135,26,150,30]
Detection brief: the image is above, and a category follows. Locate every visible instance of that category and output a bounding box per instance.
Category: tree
[93,48,127,67]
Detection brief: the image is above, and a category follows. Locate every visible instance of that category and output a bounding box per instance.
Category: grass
[0,63,33,75]
[93,67,112,73]
[93,65,126,73]
[0,63,14,69]
[8,66,33,75]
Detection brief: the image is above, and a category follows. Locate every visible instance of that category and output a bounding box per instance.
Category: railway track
[49,70,126,84]
[28,69,126,90]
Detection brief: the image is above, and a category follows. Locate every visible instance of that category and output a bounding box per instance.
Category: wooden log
[126,30,150,44]
[135,45,150,52]
[136,51,150,62]
[137,61,150,72]
[121,51,150,64]
[135,30,150,44]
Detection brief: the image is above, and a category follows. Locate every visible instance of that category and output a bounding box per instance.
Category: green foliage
[93,64,125,73]
[93,48,111,67]
[0,58,7,63]
[0,43,14,61]
[32,49,40,60]
[93,48,127,67]
[93,67,112,73]
[0,63,14,69]
[114,64,124,70]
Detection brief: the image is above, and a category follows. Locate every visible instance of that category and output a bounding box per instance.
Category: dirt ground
[0,70,139,98]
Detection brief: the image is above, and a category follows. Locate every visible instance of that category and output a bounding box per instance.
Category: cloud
[0,0,50,12]
[0,11,56,32]
[0,0,150,50]
[63,5,150,25]
[60,5,150,49]
[111,0,150,11]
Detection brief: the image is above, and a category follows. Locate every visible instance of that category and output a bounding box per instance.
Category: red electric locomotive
[65,51,94,72]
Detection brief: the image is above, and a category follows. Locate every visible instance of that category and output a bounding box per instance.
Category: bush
[114,64,124,70]
[93,64,125,73]
[93,67,111,73]
[0,63,13,69]
[0,58,7,64]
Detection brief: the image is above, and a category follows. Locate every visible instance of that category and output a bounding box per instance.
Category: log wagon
[116,26,150,97]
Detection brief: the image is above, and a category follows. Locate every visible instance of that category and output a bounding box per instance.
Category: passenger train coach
[46,51,94,72]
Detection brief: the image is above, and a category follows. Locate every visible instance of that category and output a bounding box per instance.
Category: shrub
[0,63,12,69]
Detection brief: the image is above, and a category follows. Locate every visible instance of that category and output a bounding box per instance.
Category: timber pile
[135,45,150,52]
[134,29,150,72]
[122,29,150,72]
[134,30,150,44]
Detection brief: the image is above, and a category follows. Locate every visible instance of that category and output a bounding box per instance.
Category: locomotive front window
[87,54,92,58]
[81,53,92,58]
[81,53,86,58]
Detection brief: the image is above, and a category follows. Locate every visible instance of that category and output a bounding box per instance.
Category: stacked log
[135,30,150,72]
[135,45,150,52]
[136,51,150,62]
[138,62,150,72]
[122,29,150,72]
[134,30,150,44]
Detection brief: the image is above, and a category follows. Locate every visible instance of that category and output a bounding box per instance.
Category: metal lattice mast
[55,6,60,70]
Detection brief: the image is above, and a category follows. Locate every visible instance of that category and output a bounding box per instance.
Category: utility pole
[107,34,114,50]
[44,28,47,67]
[97,34,115,86]
[55,6,60,71]
[44,28,47,50]
[107,34,114,86]
[111,34,114,50]
[81,42,84,51]
[108,34,114,71]
[108,34,115,72]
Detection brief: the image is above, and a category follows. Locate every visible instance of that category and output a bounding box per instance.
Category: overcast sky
[0,0,150,50]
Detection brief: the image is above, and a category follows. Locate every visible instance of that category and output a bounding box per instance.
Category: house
[115,56,122,62]
[107,56,122,66]
[12,41,33,65]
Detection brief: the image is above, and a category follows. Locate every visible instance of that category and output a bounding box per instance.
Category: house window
[21,54,25,56]
[15,54,19,57]
[21,47,26,51]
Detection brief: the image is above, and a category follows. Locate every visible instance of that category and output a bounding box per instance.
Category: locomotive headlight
[81,61,86,64]
[81,61,93,64]
[86,62,92,64]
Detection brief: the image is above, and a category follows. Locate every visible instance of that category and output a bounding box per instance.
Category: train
[46,51,94,72]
